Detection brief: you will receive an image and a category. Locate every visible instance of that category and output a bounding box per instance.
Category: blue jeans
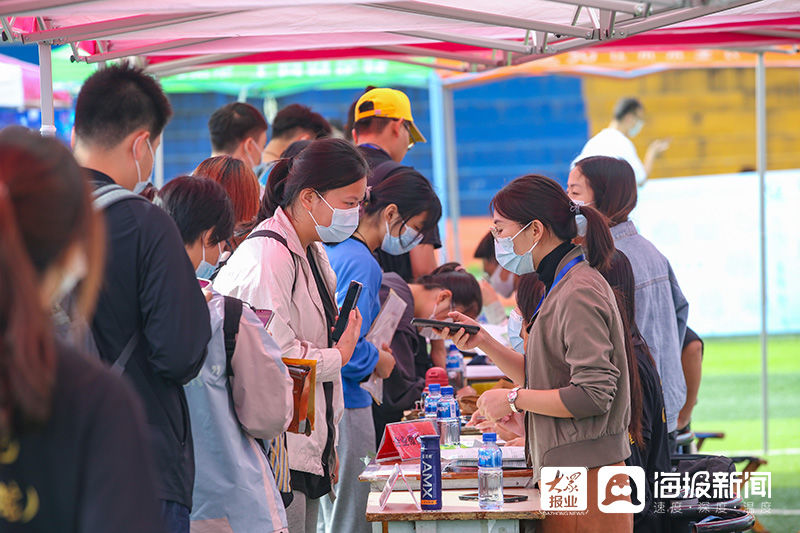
[160,500,190,533]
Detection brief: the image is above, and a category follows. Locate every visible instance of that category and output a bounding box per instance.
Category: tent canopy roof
[3,0,799,76]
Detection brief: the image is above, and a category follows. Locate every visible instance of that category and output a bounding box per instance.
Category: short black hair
[155,176,235,246]
[613,97,643,121]
[74,64,172,148]
[474,231,495,261]
[272,104,331,140]
[208,102,268,153]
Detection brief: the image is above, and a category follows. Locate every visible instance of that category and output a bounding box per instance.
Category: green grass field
[691,335,800,533]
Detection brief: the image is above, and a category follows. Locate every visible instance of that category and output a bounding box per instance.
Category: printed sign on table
[378,463,421,511]
[376,419,438,462]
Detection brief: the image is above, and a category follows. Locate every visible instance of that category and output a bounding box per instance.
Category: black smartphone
[331,280,363,343]
[410,318,480,335]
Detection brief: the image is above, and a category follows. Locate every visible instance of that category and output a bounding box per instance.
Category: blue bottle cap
[441,386,454,396]
[429,383,441,393]
[482,432,497,442]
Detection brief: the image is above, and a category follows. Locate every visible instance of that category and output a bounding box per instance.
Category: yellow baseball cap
[354,88,426,145]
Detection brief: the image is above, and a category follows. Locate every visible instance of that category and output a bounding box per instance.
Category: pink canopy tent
[2,1,799,75]
[0,52,70,108]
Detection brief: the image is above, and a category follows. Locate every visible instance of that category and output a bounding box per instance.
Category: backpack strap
[247,229,289,249]
[109,331,141,376]
[223,296,243,377]
[92,183,147,211]
[246,229,296,292]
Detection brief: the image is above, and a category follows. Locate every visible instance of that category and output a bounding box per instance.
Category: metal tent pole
[38,42,56,137]
[755,51,768,455]
[428,71,450,262]
[155,136,165,189]
[442,85,461,263]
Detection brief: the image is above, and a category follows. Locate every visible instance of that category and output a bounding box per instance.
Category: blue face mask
[196,243,221,280]
[494,221,537,275]
[507,308,525,354]
[308,191,360,244]
[381,219,423,256]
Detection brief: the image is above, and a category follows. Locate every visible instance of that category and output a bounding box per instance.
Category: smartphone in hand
[331,280,363,343]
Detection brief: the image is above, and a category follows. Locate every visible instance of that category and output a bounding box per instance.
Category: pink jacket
[214,207,344,477]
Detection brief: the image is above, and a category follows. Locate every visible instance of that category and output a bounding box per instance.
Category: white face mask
[572,200,593,237]
[381,219,423,256]
[628,119,644,138]
[487,267,515,298]
[507,308,525,354]
[308,191,359,243]
[196,243,222,280]
[133,137,154,194]
[494,222,537,275]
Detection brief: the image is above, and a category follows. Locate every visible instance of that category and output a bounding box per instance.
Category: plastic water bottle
[424,383,441,422]
[437,386,460,446]
[446,345,465,390]
[478,432,503,509]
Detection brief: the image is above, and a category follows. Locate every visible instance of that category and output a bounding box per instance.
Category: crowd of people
[0,64,700,533]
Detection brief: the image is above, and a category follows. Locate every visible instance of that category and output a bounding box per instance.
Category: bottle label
[437,400,456,419]
[478,447,502,468]
[420,449,442,509]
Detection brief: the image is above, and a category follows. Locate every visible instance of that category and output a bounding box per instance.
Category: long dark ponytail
[602,249,647,450]
[490,174,614,271]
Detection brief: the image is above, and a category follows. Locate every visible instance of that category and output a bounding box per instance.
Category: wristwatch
[507,386,521,414]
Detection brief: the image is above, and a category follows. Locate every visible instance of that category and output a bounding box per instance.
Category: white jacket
[187,291,292,532]
[214,207,344,477]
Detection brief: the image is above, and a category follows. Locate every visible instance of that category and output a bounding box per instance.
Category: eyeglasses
[401,120,415,148]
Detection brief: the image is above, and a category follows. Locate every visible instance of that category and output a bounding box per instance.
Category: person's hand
[506,436,525,447]
[330,449,340,485]
[494,412,525,440]
[647,138,670,157]
[334,308,362,366]
[476,388,513,422]
[374,343,396,379]
[466,411,485,427]
[440,311,487,352]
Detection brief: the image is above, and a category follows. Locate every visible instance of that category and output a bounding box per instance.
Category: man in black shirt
[350,87,441,281]
[72,64,211,533]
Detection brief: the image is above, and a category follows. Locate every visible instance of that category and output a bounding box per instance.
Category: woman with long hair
[0,128,164,532]
[569,155,689,439]
[602,249,671,533]
[213,138,366,533]
[444,174,632,532]
[320,167,441,533]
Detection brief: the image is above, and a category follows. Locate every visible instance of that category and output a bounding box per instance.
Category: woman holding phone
[444,174,632,532]
[320,168,441,533]
[213,138,366,533]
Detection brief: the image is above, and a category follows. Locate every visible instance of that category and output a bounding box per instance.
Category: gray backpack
[54,183,147,375]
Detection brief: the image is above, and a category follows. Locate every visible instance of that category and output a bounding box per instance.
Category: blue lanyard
[531,255,584,320]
